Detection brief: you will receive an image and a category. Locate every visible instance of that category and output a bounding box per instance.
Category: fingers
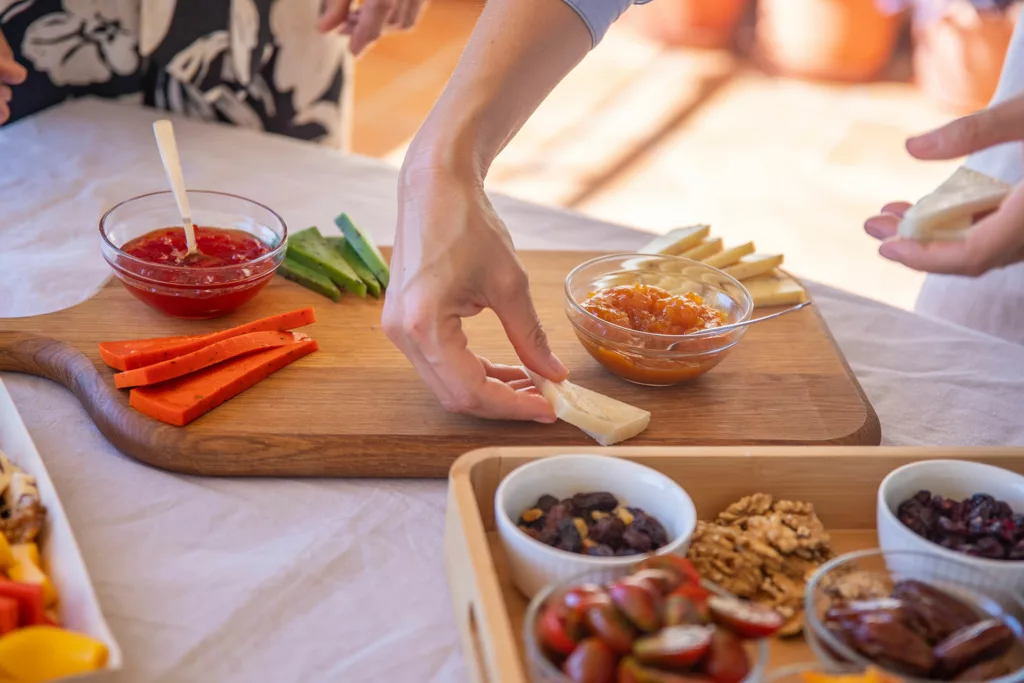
[492,270,569,383]
[349,0,393,55]
[906,93,1024,160]
[318,0,351,32]
[480,359,529,383]
[881,201,912,217]
[864,214,900,242]
[399,0,424,29]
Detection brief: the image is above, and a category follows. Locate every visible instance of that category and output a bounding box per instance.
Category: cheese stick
[743,269,807,307]
[638,224,710,255]
[527,370,651,446]
[723,254,783,281]
[703,242,755,269]
[681,237,723,261]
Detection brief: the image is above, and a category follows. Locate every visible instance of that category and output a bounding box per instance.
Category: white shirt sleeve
[561,0,648,47]
[966,16,1024,185]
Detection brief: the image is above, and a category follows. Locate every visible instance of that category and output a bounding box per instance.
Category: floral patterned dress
[2,0,349,147]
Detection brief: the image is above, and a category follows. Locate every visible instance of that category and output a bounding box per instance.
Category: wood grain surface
[445,447,1024,683]
[0,251,879,477]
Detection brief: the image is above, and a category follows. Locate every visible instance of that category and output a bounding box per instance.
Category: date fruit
[633,625,713,670]
[564,638,616,683]
[708,596,784,639]
[846,616,935,676]
[893,580,980,644]
[703,627,750,683]
[586,603,637,656]
[611,580,663,633]
[953,656,1013,681]
[935,620,1015,678]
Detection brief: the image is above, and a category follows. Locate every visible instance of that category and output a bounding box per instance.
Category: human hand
[0,30,28,125]
[865,93,1024,275]
[318,0,426,56]
[382,165,568,421]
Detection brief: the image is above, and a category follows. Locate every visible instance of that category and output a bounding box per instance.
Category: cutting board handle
[0,331,174,469]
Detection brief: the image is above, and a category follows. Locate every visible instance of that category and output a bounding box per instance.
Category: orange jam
[581,284,724,335]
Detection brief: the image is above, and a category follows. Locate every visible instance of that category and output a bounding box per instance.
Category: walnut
[687,494,833,638]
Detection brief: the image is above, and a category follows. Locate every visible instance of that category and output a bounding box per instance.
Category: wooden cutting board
[0,250,879,477]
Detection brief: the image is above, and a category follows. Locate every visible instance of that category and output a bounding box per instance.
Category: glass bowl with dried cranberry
[877,460,1024,596]
[805,548,1024,683]
[495,455,697,599]
[524,555,773,683]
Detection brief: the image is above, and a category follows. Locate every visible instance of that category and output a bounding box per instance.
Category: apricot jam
[581,284,724,335]
[116,226,276,319]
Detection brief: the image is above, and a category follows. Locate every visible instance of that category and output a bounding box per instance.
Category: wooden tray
[0,251,878,477]
[444,446,1024,683]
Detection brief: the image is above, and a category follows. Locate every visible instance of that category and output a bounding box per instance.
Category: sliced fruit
[0,582,44,627]
[8,543,57,608]
[288,227,366,296]
[640,556,705,595]
[664,595,706,628]
[707,596,783,639]
[0,625,108,682]
[563,638,617,683]
[743,269,807,308]
[538,604,580,656]
[0,534,14,570]
[562,584,611,611]
[682,237,723,262]
[639,225,711,256]
[627,569,682,596]
[325,236,382,297]
[722,254,783,282]
[526,370,651,446]
[334,213,390,287]
[703,243,755,269]
[619,657,712,683]
[278,257,341,301]
[610,580,662,633]
[585,602,637,655]
[633,625,713,670]
[0,597,17,635]
[703,627,750,683]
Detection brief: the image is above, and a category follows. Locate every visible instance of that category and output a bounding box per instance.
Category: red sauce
[114,226,278,319]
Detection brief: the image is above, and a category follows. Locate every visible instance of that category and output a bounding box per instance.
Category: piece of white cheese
[898,166,1010,242]
[681,237,723,261]
[743,269,807,307]
[526,370,651,447]
[723,253,784,281]
[703,242,755,269]
[638,224,710,255]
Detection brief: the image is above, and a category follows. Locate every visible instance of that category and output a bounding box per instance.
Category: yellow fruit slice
[0,626,107,683]
[8,544,57,608]
[0,535,14,571]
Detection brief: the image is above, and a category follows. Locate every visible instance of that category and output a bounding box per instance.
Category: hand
[0,30,27,125]
[318,0,426,56]
[865,92,1024,276]
[382,164,568,421]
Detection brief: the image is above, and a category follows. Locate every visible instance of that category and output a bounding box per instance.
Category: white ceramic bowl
[494,454,697,599]
[877,459,1024,597]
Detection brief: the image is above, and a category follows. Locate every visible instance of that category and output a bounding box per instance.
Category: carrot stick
[129,340,319,426]
[113,331,304,389]
[99,307,316,371]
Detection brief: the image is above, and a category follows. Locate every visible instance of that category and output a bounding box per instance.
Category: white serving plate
[0,378,122,677]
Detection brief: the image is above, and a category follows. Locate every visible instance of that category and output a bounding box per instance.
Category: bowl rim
[98,189,288,275]
[878,459,1024,569]
[494,454,697,567]
[523,570,770,683]
[804,547,1024,683]
[563,253,756,341]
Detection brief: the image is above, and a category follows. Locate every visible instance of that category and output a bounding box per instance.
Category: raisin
[632,516,668,548]
[913,490,932,505]
[590,517,626,547]
[623,527,654,553]
[571,492,619,513]
[615,547,642,556]
[538,526,559,546]
[545,503,572,530]
[587,544,615,557]
[536,494,559,513]
[556,517,583,553]
[1009,539,1024,560]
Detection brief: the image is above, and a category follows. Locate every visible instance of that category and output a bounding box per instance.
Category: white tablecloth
[2,99,1023,683]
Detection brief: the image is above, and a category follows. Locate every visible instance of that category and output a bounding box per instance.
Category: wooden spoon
[152,119,199,258]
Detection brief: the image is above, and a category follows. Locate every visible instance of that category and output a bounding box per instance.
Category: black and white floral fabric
[2,0,348,146]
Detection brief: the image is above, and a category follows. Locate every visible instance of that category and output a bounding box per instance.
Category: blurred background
[350,0,1018,310]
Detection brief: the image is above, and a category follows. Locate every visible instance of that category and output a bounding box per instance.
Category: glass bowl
[805,548,1024,683]
[564,254,754,386]
[524,568,770,683]
[99,190,287,319]
[763,663,871,683]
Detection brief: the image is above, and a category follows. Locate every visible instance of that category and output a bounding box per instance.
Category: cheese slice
[723,253,783,281]
[638,224,710,255]
[898,166,1011,242]
[527,370,651,447]
[743,269,807,307]
[703,242,755,269]
[681,237,723,261]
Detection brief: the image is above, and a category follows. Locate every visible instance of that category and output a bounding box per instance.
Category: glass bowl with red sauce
[564,254,753,386]
[100,191,287,319]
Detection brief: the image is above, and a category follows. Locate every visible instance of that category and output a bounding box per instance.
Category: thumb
[907,92,1024,160]
[493,282,568,382]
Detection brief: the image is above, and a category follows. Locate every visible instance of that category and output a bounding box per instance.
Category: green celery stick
[288,227,367,297]
[278,257,341,301]
[325,236,381,298]
[334,213,389,288]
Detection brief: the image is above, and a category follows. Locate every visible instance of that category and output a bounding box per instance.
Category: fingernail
[878,240,908,261]
[907,131,939,156]
[548,354,569,379]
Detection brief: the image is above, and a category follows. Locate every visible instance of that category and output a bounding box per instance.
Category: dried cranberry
[570,492,618,513]
[536,495,559,513]
[940,517,968,536]
[1009,540,1024,560]
[994,501,1013,519]
[913,490,932,506]
[973,537,1007,559]
[590,517,626,547]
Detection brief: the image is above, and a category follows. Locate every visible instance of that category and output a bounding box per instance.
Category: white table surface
[2,98,1023,683]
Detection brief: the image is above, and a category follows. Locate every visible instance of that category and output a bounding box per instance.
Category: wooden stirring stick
[152,120,198,257]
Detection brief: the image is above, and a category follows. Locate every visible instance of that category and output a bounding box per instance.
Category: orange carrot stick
[113,331,305,389]
[129,340,319,426]
[99,307,316,371]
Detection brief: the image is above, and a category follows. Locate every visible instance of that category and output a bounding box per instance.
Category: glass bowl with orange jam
[565,254,753,386]
[100,191,287,319]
